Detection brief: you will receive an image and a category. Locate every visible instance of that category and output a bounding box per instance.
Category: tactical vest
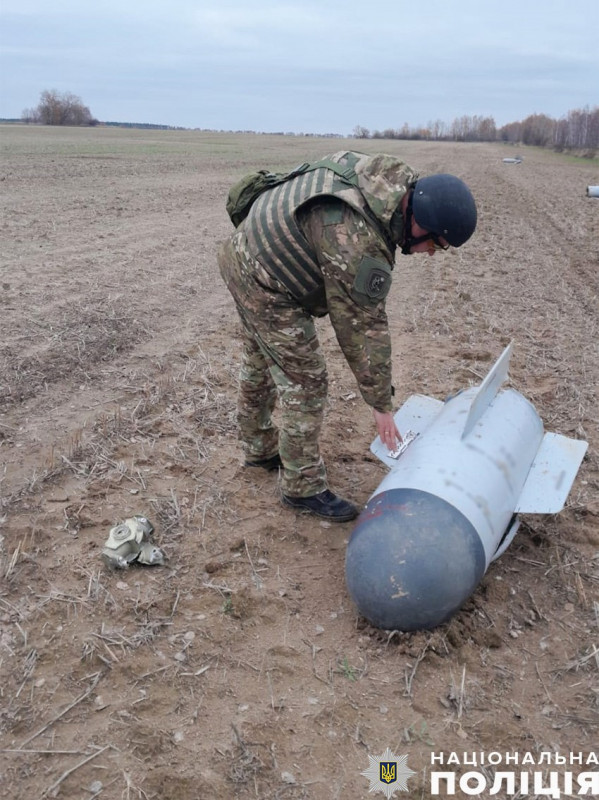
[244,151,417,308]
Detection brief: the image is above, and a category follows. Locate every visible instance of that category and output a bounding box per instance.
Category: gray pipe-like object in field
[345,344,588,632]
[587,186,599,197]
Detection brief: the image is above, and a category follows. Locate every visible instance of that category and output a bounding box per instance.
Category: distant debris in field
[586,185,599,197]
[502,156,523,164]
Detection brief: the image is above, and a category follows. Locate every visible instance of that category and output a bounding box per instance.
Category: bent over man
[218,151,477,522]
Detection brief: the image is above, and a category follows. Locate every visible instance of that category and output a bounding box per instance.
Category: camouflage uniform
[218,151,417,497]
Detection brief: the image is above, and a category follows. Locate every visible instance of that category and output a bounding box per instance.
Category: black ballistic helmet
[412,174,477,247]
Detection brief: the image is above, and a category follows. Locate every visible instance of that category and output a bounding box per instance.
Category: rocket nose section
[345,489,486,631]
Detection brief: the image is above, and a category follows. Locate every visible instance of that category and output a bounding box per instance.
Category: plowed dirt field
[1,126,597,799]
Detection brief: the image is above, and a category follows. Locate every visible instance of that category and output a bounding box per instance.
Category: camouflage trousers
[218,231,328,497]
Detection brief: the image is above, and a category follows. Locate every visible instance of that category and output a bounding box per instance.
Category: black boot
[282,490,359,522]
[244,453,283,471]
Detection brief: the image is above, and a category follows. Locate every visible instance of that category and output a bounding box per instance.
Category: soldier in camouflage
[218,151,477,522]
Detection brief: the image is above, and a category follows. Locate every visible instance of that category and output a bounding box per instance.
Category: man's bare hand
[372,409,402,451]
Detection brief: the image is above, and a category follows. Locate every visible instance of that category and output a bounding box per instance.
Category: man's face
[400,189,450,256]
[409,217,449,256]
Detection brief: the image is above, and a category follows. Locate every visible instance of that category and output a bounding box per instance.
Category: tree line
[20,89,598,154]
[353,105,599,154]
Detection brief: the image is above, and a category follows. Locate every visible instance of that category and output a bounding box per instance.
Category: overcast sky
[1,0,597,135]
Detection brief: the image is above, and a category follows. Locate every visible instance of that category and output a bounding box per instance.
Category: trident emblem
[380,762,397,784]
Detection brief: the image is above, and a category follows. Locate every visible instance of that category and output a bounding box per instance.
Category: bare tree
[21,107,38,123]
[477,116,497,142]
[498,121,523,143]
[520,113,555,147]
[353,125,370,139]
[428,119,447,140]
[450,115,470,141]
[22,89,95,126]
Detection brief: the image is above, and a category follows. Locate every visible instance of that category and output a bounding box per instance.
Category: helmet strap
[401,190,416,255]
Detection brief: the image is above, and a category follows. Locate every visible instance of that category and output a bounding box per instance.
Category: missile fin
[462,342,512,439]
[515,432,588,513]
[370,394,443,466]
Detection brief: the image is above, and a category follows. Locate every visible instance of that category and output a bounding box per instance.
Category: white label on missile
[388,429,420,459]
[370,394,443,467]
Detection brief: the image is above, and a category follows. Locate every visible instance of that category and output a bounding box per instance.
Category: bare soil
[1,126,597,799]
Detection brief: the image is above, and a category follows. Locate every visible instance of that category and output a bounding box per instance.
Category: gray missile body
[345,344,588,631]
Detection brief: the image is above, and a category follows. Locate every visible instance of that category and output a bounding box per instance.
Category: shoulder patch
[352,256,392,304]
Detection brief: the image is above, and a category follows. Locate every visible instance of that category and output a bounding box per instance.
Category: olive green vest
[244,151,417,308]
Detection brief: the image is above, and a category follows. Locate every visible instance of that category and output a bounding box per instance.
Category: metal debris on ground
[101,515,166,569]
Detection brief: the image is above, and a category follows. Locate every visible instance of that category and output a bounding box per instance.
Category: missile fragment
[345,344,588,631]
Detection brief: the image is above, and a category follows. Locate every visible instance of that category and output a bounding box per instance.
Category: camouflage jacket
[296,197,400,412]
[243,151,417,314]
